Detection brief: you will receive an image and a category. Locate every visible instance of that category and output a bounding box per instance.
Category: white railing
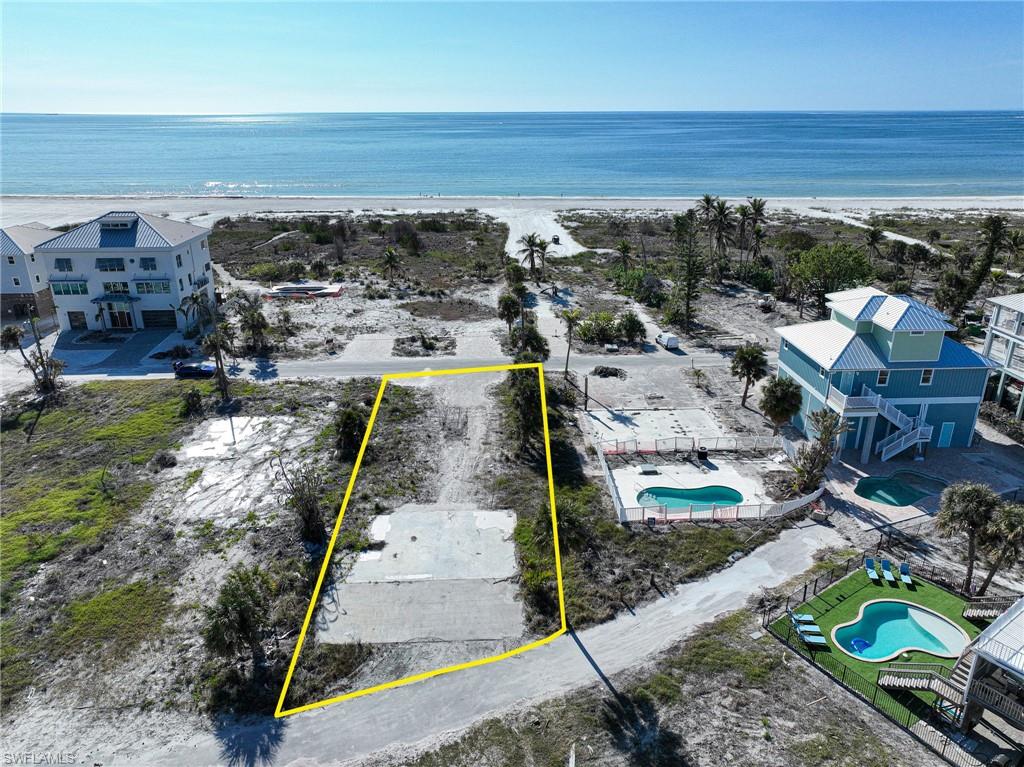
[970,681,1024,727]
[827,386,878,413]
[600,434,785,456]
[863,385,913,430]
[621,486,824,525]
[594,440,628,524]
[876,419,933,461]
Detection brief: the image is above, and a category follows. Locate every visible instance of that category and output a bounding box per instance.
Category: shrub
[618,310,646,344]
[168,344,192,360]
[365,218,384,234]
[180,386,204,418]
[734,262,776,293]
[577,311,618,345]
[248,262,285,283]
[979,402,1024,443]
[417,217,448,233]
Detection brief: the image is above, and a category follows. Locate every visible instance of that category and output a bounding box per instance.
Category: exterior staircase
[962,594,1019,620]
[863,385,934,461]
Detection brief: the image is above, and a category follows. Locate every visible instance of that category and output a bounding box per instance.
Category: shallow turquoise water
[854,471,948,506]
[834,600,967,661]
[637,485,743,511]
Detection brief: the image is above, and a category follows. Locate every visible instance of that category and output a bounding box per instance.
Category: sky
[2,2,1022,114]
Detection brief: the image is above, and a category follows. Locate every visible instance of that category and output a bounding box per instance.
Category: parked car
[655,332,680,350]
[173,360,216,379]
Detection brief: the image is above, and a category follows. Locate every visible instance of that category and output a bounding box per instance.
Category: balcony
[826,386,880,414]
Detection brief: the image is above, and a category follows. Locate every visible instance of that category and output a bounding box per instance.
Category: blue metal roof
[832,334,997,371]
[888,295,956,332]
[853,295,887,320]
[0,230,21,257]
[38,217,169,250]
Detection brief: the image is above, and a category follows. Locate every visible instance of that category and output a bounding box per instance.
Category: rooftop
[987,293,1024,314]
[1,223,58,256]
[827,290,955,332]
[36,212,209,251]
[972,596,1024,678]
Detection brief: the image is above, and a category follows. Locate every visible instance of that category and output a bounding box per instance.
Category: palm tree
[517,232,542,284]
[203,565,273,677]
[759,376,803,434]
[560,308,583,376]
[511,283,529,328]
[710,199,736,280]
[1,325,24,352]
[179,292,214,335]
[735,204,752,261]
[535,238,554,284]
[613,239,633,273]
[1005,229,1024,270]
[381,246,403,284]
[200,329,232,401]
[926,229,942,250]
[937,482,1002,594]
[695,194,718,258]
[749,226,767,265]
[497,292,520,335]
[864,227,885,264]
[1,318,62,394]
[748,197,767,233]
[976,503,1024,596]
[730,342,768,406]
[236,299,270,353]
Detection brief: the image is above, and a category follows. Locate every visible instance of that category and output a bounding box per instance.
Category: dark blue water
[2,112,1021,197]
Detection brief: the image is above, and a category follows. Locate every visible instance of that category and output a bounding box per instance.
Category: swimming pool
[832,599,969,662]
[853,471,948,507]
[636,485,743,511]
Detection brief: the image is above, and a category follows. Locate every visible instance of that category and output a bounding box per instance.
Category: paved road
[138,521,842,767]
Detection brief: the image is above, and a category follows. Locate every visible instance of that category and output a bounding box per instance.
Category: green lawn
[771,569,989,725]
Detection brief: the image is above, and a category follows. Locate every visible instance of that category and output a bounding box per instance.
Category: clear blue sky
[3,2,1022,114]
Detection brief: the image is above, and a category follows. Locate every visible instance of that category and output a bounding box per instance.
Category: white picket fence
[600,434,804,457]
[620,486,825,525]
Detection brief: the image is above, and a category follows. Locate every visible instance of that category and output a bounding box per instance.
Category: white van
[655,332,680,350]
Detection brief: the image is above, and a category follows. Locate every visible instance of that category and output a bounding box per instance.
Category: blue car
[173,360,216,379]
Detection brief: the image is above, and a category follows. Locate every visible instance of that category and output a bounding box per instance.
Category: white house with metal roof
[982,293,1024,420]
[35,212,214,332]
[1,222,59,323]
[775,287,997,463]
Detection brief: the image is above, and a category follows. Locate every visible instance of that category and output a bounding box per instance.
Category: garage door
[141,310,177,329]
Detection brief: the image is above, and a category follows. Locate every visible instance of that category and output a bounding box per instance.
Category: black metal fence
[762,553,985,767]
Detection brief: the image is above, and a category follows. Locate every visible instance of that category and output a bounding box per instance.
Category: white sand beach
[2,194,1021,231]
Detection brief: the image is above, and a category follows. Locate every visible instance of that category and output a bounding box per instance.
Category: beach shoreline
[2,193,1022,229]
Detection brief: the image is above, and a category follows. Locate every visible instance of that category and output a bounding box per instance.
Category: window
[818,367,826,379]
[103,282,130,294]
[139,257,157,271]
[187,273,193,285]
[910,330,925,336]
[175,253,183,268]
[55,258,73,272]
[205,262,211,272]
[921,369,934,386]
[96,258,125,272]
[178,278,184,291]
[35,275,40,283]
[12,277,21,287]
[51,281,88,296]
[782,340,790,351]
[135,281,170,294]
[877,370,889,387]
[6,256,13,265]
[201,239,208,250]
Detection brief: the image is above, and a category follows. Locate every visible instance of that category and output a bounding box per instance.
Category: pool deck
[612,456,775,512]
[828,422,1024,530]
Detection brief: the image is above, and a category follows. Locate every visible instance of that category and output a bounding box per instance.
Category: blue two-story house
[775,287,998,463]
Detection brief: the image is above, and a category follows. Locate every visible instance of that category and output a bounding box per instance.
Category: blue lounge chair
[791,615,824,635]
[788,609,816,624]
[797,628,829,647]
[881,559,897,583]
[865,558,880,581]
[899,562,913,585]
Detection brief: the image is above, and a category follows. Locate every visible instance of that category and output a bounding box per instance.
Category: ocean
[2,112,1022,198]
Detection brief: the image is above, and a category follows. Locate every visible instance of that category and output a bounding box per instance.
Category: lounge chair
[790,615,825,635]
[881,559,897,582]
[899,562,913,585]
[797,628,829,647]
[865,558,880,581]
[788,609,816,624]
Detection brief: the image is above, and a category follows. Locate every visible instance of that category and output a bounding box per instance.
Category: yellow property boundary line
[274,362,567,717]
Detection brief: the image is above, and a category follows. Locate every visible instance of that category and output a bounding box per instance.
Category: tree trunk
[741,378,751,406]
[965,534,977,593]
[976,548,1006,596]
[564,328,573,377]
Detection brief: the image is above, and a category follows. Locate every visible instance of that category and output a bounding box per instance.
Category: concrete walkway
[138,520,844,767]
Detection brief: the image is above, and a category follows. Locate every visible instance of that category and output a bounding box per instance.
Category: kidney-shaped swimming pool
[832,599,969,662]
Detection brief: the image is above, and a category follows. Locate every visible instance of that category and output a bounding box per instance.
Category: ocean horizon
[3,111,1022,198]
